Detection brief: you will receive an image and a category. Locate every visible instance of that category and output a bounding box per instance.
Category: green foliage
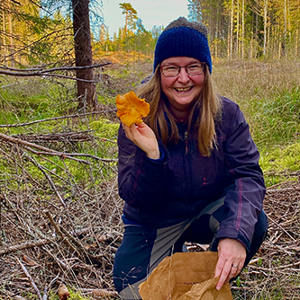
[90,117,119,138]
[0,76,119,197]
[235,276,243,288]
[246,82,300,188]
[260,142,300,187]
[119,2,138,31]
[251,86,300,147]
[48,287,93,300]
[21,292,38,299]
[213,60,300,190]
[0,77,76,130]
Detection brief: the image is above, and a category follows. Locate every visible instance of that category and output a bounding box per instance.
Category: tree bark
[236,0,239,56]
[72,0,98,111]
[241,0,244,59]
[263,0,268,56]
[230,0,234,58]
[2,1,7,66]
[8,0,14,66]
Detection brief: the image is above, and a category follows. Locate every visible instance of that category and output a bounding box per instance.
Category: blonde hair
[137,64,221,157]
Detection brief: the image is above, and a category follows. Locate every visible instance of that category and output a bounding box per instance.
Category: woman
[113,17,268,299]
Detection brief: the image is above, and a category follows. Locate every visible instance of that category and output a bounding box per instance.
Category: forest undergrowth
[0,56,300,299]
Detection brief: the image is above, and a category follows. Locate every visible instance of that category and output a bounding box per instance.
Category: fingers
[122,123,136,141]
[121,122,160,159]
[214,238,246,291]
[230,262,240,278]
[215,261,241,291]
[231,264,240,274]
[215,258,230,290]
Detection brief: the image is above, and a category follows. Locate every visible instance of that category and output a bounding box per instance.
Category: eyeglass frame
[160,62,206,77]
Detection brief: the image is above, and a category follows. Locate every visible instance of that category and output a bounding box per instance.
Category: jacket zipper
[184,131,189,155]
[184,131,192,201]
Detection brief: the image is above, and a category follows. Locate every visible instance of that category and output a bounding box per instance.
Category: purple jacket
[117,97,265,250]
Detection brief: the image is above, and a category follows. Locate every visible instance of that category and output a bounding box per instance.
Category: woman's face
[160,56,205,118]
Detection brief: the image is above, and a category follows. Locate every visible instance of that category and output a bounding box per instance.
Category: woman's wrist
[147,148,160,160]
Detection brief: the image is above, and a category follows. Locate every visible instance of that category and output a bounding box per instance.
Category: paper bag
[139,251,233,300]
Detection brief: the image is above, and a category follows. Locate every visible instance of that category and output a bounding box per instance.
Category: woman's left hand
[214,238,246,291]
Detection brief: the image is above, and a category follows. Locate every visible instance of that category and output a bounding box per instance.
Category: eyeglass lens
[161,64,204,77]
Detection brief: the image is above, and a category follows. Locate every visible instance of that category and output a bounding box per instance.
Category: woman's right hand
[122,122,160,159]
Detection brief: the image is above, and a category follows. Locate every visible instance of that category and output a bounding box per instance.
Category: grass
[260,142,300,186]
[212,59,300,187]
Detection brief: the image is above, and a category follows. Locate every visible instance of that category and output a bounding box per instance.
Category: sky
[101,0,189,38]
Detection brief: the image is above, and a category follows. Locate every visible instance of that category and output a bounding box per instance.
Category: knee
[254,210,268,242]
[113,259,145,299]
[113,250,146,293]
[244,210,268,266]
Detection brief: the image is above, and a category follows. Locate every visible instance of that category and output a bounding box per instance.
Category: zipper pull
[184,131,189,155]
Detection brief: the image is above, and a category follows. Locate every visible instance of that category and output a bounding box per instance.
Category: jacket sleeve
[117,125,169,209]
[216,103,266,252]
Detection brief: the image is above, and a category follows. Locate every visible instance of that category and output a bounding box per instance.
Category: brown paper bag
[139,251,233,300]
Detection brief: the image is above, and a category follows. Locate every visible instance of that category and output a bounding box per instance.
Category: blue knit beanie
[154,17,212,74]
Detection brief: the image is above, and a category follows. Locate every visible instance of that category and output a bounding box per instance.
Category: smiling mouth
[174,87,193,92]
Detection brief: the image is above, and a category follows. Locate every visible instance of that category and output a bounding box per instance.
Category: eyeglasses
[160,63,205,77]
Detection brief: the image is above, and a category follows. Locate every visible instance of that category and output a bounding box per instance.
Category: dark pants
[113,198,268,299]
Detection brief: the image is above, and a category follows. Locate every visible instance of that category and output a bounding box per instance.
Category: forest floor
[0,56,300,299]
[1,176,299,299]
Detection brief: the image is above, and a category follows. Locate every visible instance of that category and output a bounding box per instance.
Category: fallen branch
[59,225,88,254]
[42,247,69,271]
[267,215,297,241]
[16,257,43,300]
[265,170,300,176]
[23,146,90,164]
[43,273,60,300]
[80,288,118,297]
[14,131,94,143]
[0,132,117,163]
[0,63,112,82]
[266,187,300,193]
[0,63,111,73]
[0,239,52,256]
[0,109,117,128]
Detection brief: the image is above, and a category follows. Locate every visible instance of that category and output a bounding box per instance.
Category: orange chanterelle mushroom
[116,91,150,127]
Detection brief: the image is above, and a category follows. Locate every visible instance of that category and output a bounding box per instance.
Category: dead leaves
[93,289,118,297]
[57,286,117,299]
[58,284,70,300]
[22,255,39,267]
[116,91,150,126]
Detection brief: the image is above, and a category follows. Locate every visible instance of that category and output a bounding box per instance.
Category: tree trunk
[241,0,244,59]
[282,0,287,57]
[125,10,128,34]
[263,0,268,56]
[8,0,14,66]
[230,0,234,58]
[296,28,299,57]
[236,0,239,57]
[255,12,258,58]
[72,0,98,111]
[2,1,7,66]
